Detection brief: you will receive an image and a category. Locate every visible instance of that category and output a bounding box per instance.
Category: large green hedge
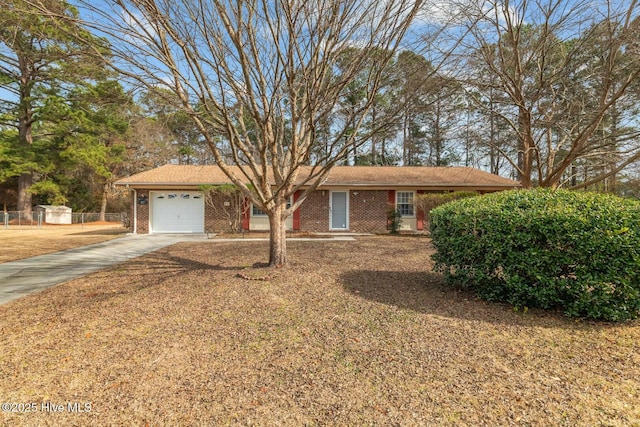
[416,191,478,228]
[430,189,640,321]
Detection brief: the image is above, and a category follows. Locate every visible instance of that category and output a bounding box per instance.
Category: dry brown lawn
[0,236,638,426]
[0,224,127,263]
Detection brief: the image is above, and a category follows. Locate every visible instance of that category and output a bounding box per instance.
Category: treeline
[0,1,214,215]
[1,0,640,216]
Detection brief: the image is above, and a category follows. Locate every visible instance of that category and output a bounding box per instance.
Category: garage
[150,191,205,233]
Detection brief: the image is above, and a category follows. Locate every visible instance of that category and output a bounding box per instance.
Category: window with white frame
[396,191,415,217]
[252,204,267,217]
[251,196,293,217]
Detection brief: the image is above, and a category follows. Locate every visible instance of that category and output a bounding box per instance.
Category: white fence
[1,211,129,230]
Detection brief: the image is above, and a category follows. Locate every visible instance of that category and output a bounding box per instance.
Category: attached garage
[150,191,204,233]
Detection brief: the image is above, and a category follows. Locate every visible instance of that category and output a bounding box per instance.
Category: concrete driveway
[0,234,208,306]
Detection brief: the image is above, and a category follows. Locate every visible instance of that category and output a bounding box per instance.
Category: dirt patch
[0,236,638,426]
[0,224,127,263]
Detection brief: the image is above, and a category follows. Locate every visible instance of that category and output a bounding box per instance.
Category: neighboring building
[35,205,72,224]
[115,165,521,234]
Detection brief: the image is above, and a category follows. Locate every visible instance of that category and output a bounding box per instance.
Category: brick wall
[349,190,389,233]
[134,188,392,234]
[299,190,330,232]
[204,191,245,233]
[135,189,149,234]
[299,190,389,233]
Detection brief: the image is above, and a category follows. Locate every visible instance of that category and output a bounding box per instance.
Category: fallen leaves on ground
[0,225,126,263]
[0,236,638,426]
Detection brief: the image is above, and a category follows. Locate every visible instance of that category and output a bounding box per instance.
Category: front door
[330,191,349,230]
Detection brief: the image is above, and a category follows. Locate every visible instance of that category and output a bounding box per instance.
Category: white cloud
[121,9,157,44]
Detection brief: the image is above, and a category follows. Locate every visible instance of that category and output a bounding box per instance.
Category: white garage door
[151,191,204,233]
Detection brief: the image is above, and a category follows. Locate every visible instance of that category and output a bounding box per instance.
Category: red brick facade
[347,190,390,233]
[298,190,330,231]
[133,189,150,234]
[297,190,390,233]
[131,188,419,234]
[203,191,245,233]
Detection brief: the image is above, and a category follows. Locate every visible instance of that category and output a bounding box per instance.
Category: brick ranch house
[115,165,521,234]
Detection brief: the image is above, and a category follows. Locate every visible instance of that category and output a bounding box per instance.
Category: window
[251,196,293,217]
[252,204,267,217]
[396,191,415,217]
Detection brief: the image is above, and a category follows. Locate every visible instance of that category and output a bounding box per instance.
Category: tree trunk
[17,67,34,221]
[17,173,33,220]
[18,92,34,221]
[403,115,410,165]
[370,105,377,164]
[99,182,109,222]
[434,102,442,166]
[489,94,500,175]
[267,200,287,267]
[517,106,534,188]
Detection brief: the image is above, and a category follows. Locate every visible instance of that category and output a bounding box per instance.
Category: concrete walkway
[0,234,208,306]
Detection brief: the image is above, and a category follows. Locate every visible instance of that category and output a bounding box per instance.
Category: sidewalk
[0,234,208,306]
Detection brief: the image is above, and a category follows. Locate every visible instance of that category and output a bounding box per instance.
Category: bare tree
[458,0,640,188]
[30,0,423,265]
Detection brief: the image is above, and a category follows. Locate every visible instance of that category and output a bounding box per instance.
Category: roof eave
[116,181,521,190]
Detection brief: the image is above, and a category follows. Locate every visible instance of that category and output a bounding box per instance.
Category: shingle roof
[115,164,521,190]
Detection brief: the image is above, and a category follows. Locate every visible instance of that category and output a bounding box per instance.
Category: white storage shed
[36,205,72,224]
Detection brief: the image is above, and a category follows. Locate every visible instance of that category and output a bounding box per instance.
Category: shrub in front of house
[429,189,640,321]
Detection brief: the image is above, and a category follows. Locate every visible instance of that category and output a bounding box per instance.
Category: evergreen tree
[0,0,108,216]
